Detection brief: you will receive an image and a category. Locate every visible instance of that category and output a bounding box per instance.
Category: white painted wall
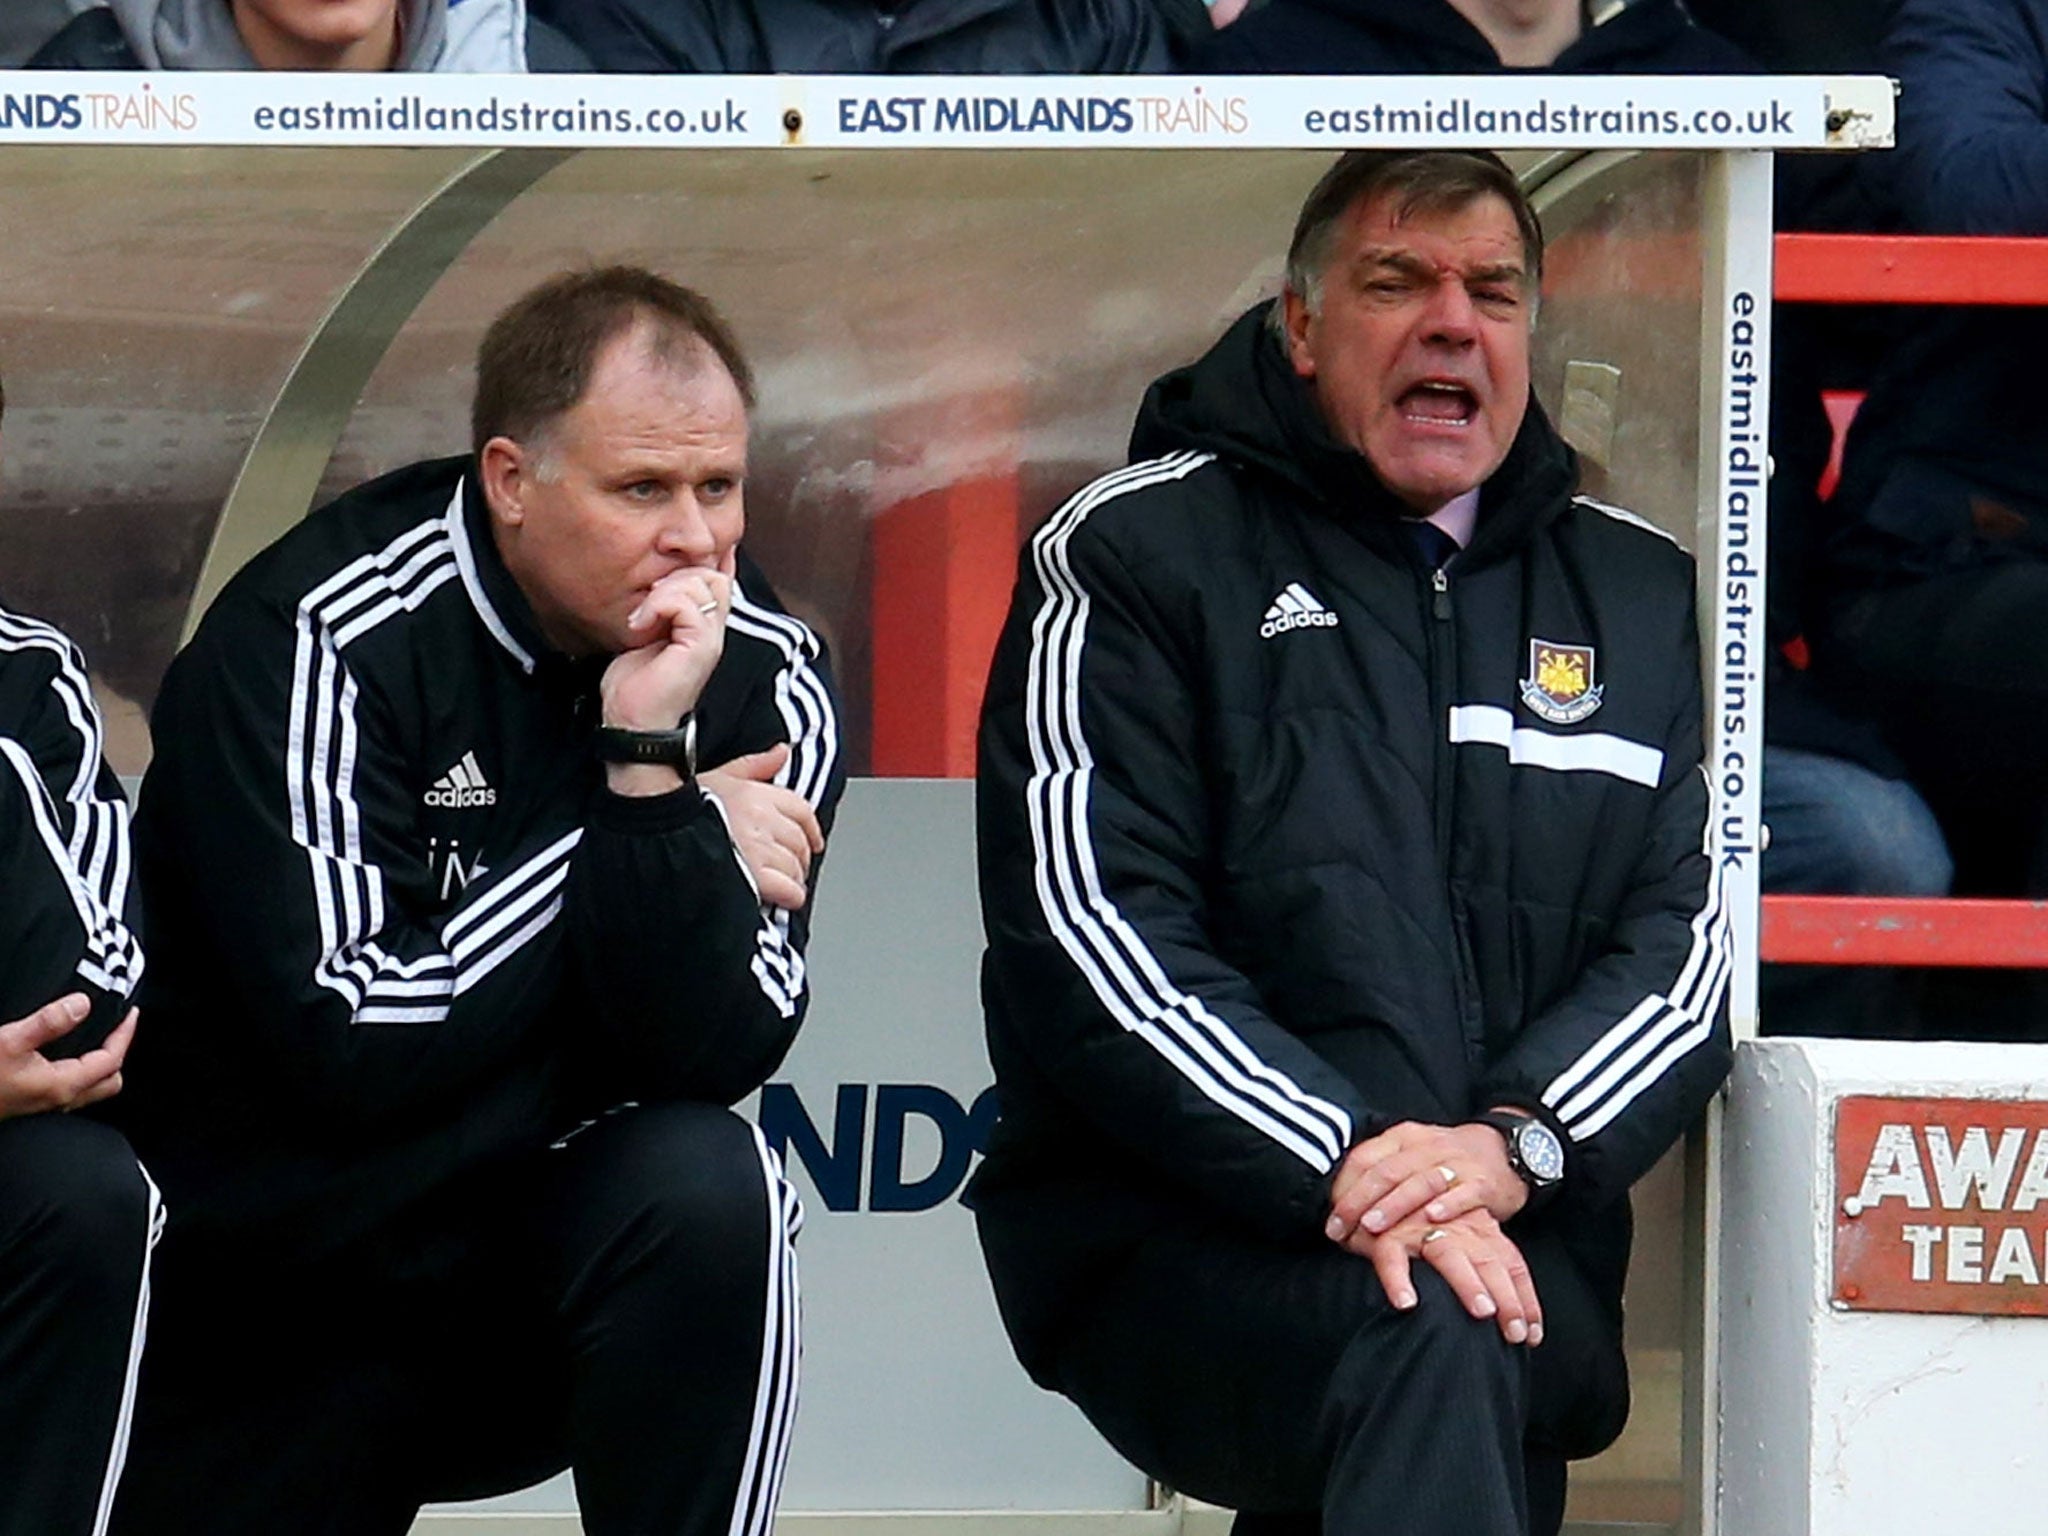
[1720,1039,2048,1536]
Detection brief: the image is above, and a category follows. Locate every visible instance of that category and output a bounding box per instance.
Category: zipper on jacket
[1424,562,1483,1059]
[1425,565,1455,867]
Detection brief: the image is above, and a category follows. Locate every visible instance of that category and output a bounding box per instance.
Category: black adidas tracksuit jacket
[122,457,844,1265]
[971,306,1732,1413]
[1,602,157,1536]
[0,604,143,1039]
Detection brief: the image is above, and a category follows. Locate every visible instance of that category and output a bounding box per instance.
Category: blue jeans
[1761,746,1952,897]
[1760,747,1952,1038]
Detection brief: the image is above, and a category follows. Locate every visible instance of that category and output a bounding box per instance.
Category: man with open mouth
[971,149,1730,1536]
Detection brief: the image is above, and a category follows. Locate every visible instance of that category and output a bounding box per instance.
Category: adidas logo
[424,750,497,809]
[1260,583,1340,639]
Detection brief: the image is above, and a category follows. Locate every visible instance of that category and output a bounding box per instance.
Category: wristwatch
[595,714,697,774]
[1475,1108,1566,1194]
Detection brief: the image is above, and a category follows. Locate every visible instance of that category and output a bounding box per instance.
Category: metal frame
[180,146,572,645]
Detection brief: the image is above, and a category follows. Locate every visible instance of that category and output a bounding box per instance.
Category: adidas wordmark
[425,750,497,809]
[1260,582,1340,640]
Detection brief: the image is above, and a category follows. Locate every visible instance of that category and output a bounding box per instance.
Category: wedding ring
[698,599,721,616]
[1422,1227,1449,1245]
[1438,1164,1459,1189]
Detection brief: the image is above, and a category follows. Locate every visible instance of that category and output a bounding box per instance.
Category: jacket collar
[1131,301,1579,566]
[446,472,544,675]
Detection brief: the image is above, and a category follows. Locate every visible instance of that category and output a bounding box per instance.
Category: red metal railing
[1761,897,2048,968]
[1774,233,2048,307]
[1761,232,2048,969]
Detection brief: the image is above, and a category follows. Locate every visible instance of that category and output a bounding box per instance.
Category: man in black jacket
[0,371,157,1536]
[973,152,1730,1536]
[1193,0,1752,73]
[111,268,843,1536]
[532,0,1173,73]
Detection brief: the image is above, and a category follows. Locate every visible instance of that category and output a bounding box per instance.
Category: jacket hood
[1131,301,1579,561]
[105,0,531,70]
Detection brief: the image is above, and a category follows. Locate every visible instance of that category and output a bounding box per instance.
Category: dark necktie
[1404,519,1460,572]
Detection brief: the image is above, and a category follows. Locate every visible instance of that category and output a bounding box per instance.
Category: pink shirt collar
[1419,488,1481,550]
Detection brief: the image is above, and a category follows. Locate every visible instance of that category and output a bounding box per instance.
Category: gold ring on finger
[1437,1164,1459,1189]
[698,599,721,616]
[1422,1227,1448,1245]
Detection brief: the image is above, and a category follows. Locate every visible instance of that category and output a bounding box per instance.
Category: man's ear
[478,436,526,527]
[1282,288,1316,380]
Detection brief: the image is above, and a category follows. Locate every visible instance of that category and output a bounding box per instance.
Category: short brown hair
[470,266,754,457]
[1284,150,1544,320]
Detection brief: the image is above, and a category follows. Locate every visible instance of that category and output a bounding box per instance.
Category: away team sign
[1834,1096,2048,1317]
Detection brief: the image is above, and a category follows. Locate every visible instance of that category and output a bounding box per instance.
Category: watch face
[1516,1121,1567,1184]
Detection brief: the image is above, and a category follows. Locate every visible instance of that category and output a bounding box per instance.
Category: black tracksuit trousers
[0,1115,160,1536]
[109,1102,800,1536]
[987,1215,1627,1536]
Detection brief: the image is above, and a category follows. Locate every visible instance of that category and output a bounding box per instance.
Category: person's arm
[1889,0,2048,233]
[1472,589,1732,1209]
[0,613,142,1053]
[144,589,592,1130]
[564,571,844,1106]
[978,460,1383,1243]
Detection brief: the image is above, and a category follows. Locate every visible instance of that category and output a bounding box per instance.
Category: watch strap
[595,714,697,772]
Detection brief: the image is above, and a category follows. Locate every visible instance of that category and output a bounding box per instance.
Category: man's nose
[658,494,719,561]
[1420,278,1480,342]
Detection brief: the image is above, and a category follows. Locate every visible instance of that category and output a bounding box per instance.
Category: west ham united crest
[1520,639,1603,725]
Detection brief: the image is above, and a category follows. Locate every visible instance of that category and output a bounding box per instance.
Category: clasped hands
[598,567,823,908]
[1325,1119,1543,1346]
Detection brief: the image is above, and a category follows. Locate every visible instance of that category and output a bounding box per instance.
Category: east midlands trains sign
[0,72,1892,150]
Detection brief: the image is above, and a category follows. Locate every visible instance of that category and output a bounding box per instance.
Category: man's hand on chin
[601,565,732,798]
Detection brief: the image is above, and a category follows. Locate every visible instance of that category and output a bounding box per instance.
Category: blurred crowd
[3,0,2045,1040]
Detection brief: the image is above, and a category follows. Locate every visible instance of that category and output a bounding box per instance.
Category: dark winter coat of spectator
[0,0,92,66]
[29,0,588,71]
[529,0,1173,73]
[1684,0,1884,75]
[1811,0,2048,919]
[1192,0,1752,74]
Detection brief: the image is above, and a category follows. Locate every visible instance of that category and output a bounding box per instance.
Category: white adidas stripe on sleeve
[1539,766,1730,1141]
[287,517,578,1027]
[725,588,840,1021]
[1019,453,1355,1174]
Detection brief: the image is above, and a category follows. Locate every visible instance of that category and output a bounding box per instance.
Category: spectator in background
[530,0,1172,73]
[1191,0,1752,73]
[29,0,589,70]
[0,0,93,65]
[1808,0,2048,1035]
[1683,0,1884,76]
[1150,0,1253,55]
